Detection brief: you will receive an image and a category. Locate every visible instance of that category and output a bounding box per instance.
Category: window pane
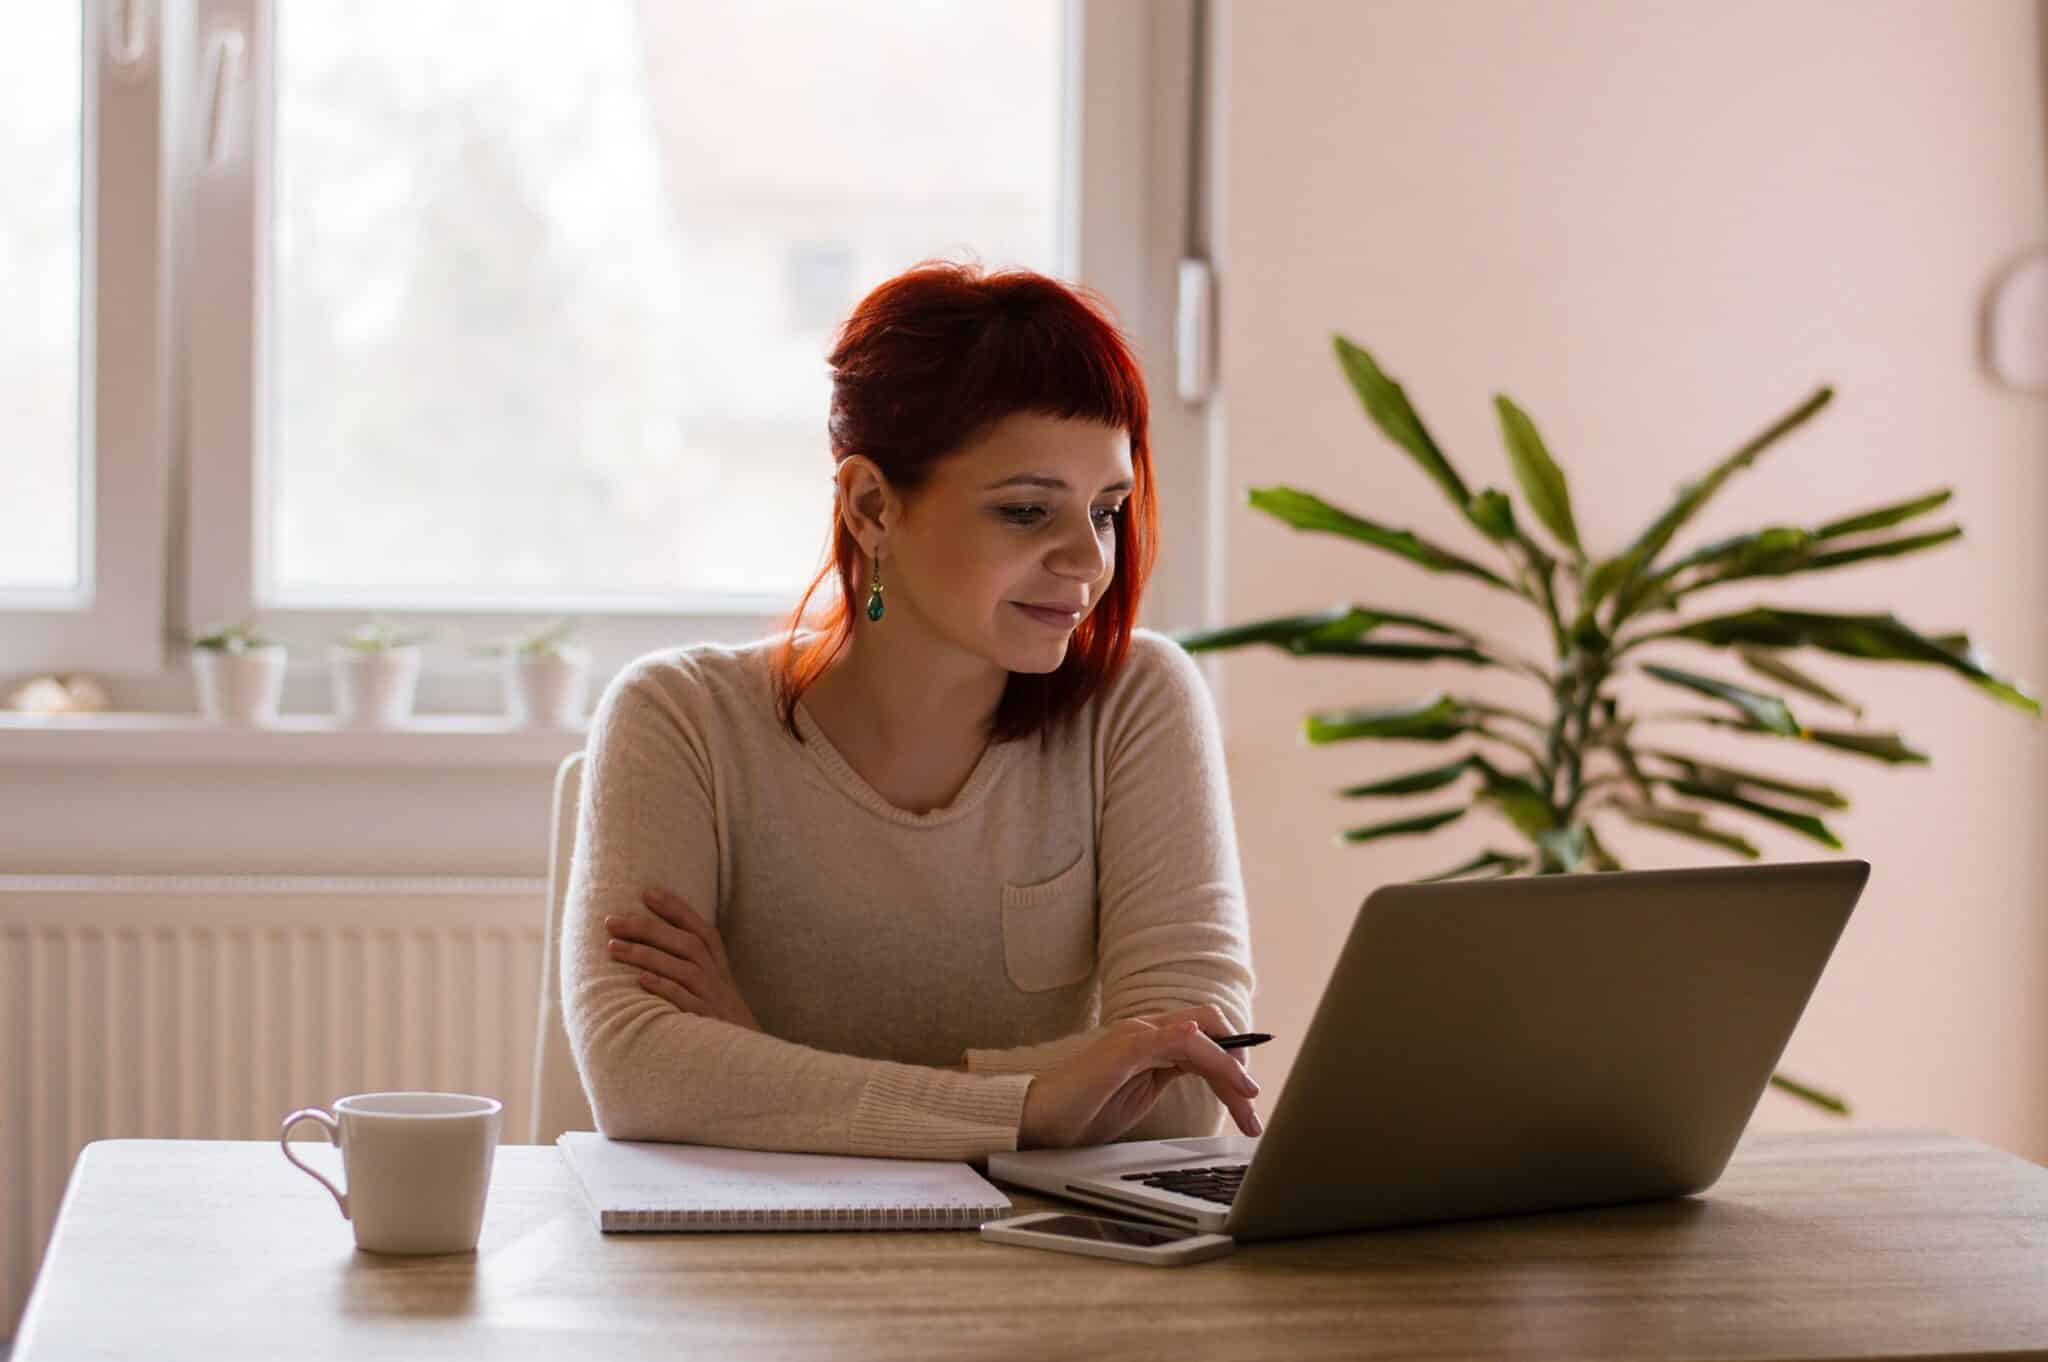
[272,1,1063,604]
[0,6,82,591]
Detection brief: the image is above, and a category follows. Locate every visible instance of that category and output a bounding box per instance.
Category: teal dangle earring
[865,554,885,622]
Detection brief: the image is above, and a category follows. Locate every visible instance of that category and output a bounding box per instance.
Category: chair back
[529,749,597,1144]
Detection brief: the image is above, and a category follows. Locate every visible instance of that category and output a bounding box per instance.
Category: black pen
[1214,1032,1272,1050]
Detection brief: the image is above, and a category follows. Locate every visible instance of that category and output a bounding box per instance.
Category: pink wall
[1212,0,2048,1159]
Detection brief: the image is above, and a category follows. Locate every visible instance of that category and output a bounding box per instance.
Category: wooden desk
[14,1130,2048,1361]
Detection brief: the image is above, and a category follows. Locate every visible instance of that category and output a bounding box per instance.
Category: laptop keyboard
[1120,1162,1247,1206]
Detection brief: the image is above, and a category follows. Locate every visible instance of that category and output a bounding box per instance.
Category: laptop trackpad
[1163,1135,1260,1158]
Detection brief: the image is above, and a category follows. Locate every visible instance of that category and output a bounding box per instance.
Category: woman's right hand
[1018,1011,1263,1150]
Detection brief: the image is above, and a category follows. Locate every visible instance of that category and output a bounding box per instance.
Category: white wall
[1217,0,2048,1160]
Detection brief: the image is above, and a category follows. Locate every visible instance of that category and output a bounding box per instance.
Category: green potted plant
[185,618,288,725]
[1174,338,2041,1115]
[470,617,589,728]
[330,616,435,727]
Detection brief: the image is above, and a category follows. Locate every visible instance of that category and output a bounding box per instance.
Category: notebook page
[557,1131,1013,1214]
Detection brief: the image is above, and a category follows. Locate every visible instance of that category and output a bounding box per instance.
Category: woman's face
[875,411,1134,675]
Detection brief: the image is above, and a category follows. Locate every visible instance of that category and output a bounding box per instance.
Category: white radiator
[0,875,548,1342]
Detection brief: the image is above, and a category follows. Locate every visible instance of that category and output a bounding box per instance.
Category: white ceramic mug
[280,1092,503,1255]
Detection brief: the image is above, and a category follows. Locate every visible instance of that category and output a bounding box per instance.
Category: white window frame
[13,0,1217,697]
[1,0,178,676]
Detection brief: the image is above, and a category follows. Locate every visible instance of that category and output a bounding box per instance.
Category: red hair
[771,258,1159,744]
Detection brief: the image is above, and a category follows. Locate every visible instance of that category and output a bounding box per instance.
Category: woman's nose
[1046,512,1111,580]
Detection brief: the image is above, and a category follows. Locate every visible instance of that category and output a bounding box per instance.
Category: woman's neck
[816,618,1005,747]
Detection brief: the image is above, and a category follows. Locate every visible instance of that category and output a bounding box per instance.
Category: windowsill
[0,711,588,769]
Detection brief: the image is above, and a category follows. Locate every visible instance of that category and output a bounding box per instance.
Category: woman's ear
[835,457,895,556]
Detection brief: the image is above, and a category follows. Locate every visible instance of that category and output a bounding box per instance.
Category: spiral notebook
[556,1131,1014,1232]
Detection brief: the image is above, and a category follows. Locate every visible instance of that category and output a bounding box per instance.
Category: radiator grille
[0,875,546,1341]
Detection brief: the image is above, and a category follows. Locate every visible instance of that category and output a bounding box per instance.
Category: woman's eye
[996,503,1122,528]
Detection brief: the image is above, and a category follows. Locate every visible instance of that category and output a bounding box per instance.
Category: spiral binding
[607,1204,1007,1232]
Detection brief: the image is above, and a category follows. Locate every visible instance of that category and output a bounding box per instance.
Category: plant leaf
[1305,694,1470,744]
[1463,753,1557,838]
[1791,526,1962,574]
[1654,527,1963,606]
[1605,737,1660,802]
[1580,821,1625,871]
[1331,335,1475,511]
[1640,607,2042,717]
[1665,779,1844,849]
[1638,749,1850,809]
[1641,520,1960,611]
[1301,606,1472,641]
[1247,487,1515,591]
[1494,395,1582,554]
[1589,385,1834,614]
[1466,488,1518,541]
[1338,756,1478,798]
[1171,609,1504,668]
[1650,526,1812,586]
[1295,640,1498,665]
[1581,556,1634,612]
[1930,633,2044,715]
[1611,802,1762,859]
[1813,487,1952,540]
[1663,712,1931,764]
[1414,849,1530,882]
[1339,805,1469,844]
[1733,648,1863,719]
[1292,607,1507,666]
[1174,604,1474,651]
[1641,663,1804,737]
[1535,825,1588,872]
[1803,727,1931,764]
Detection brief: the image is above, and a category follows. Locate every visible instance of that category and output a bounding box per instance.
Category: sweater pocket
[998,851,1098,993]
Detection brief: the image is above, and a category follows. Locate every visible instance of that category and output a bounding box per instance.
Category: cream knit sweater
[560,628,1257,1166]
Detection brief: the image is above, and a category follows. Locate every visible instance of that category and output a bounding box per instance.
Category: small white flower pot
[329,644,423,727]
[504,647,590,728]
[191,645,288,725]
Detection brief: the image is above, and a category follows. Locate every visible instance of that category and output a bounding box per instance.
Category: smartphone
[979,1211,1234,1266]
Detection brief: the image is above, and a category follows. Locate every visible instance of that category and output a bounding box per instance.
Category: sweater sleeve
[960,633,1258,1141]
[561,658,1035,1162]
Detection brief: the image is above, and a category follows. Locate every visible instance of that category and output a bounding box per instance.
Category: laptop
[987,858,1869,1242]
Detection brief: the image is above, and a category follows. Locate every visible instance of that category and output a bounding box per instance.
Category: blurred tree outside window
[271,0,1062,606]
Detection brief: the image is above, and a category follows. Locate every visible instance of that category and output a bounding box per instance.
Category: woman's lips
[1011,602,1082,629]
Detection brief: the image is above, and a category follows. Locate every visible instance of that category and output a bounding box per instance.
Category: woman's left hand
[606,889,762,1033]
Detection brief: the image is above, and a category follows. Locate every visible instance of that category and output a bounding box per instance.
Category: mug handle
[280,1107,349,1220]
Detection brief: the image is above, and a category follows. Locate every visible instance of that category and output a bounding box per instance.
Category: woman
[562,260,1260,1165]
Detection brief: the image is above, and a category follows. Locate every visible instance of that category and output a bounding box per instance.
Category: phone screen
[1020,1214,1199,1247]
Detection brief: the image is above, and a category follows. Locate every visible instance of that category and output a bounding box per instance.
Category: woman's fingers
[609,938,707,987]
[602,893,762,1034]
[1183,1003,1250,1069]
[635,970,708,1014]
[608,905,711,969]
[641,890,731,972]
[1025,1018,1266,1150]
[1136,1005,1251,1068]
[1151,1021,1263,1136]
[1133,1019,1257,1097]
